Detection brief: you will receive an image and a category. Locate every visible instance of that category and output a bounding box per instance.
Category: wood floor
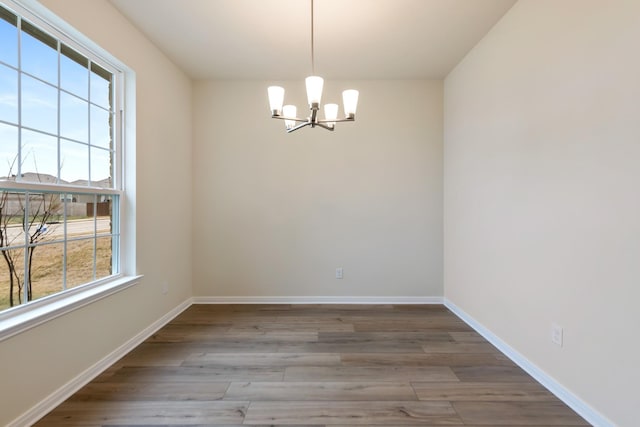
[35,304,590,426]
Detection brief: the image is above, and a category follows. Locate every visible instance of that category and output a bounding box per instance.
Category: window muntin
[0,2,123,313]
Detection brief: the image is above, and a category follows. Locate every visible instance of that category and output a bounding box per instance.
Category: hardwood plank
[100,425,323,427]
[182,352,341,367]
[102,425,322,427]
[422,342,499,354]
[279,311,455,322]
[146,324,230,342]
[284,366,458,382]
[452,401,590,425]
[276,304,396,317]
[451,365,536,383]
[228,320,355,333]
[412,382,556,401]
[111,357,183,368]
[112,344,202,367]
[277,341,426,353]
[340,353,515,367]
[149,327,318,344]
[353,318,472,332]
[224,381,418,401]
[67,382,229,401]
[136,341,281,353]
[243,401,462,425]
[448,331,486,342]
[392,304,452,312]
[34,401,248,425]
[319,331,453,343]
[102,425,313,427]
[98,366,284,383]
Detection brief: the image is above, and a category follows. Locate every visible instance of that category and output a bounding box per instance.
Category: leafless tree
[1,159,61,306]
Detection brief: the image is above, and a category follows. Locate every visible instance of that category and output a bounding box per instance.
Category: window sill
[0,275,142,342]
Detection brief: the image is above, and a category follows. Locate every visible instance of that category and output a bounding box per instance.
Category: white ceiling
[108,0,516,80]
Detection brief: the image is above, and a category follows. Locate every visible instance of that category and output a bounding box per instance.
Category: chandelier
[267,0,359,133]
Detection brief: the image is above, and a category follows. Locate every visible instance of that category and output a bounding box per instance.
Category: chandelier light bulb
[305,76,324,106]
[283,105,297,130]
[268,86,285,115]
[324,103,338,126]
[342,89,359,118]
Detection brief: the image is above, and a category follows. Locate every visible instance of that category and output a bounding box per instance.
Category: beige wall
[193,80,443,298]
[444,1,640,425]
[0,0,193,425]
[9,0,637,424]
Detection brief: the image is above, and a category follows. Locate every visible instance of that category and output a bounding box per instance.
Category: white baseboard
[8,298,192,427]
[193,296,444,304]
[444,299,613,427]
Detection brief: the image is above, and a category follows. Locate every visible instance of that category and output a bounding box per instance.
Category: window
[0,1,127,316]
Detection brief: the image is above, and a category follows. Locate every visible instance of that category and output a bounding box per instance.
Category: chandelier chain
[310,0,315,74]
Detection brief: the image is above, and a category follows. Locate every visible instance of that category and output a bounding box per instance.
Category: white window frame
[0,0,139,341]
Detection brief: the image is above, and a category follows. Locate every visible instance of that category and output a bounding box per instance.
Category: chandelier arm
[316,117,355,124]
[286,121,313,133]
[313,122,335,131]
[271,115,309,123]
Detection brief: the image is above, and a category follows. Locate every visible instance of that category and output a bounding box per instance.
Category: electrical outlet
[162,281,169,295]
[551,323,563,347]
[335,267,343,279]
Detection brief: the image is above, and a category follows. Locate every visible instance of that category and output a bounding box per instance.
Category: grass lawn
[0,238,112,311]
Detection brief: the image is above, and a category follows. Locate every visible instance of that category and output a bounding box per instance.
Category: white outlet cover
[551,323,563,347]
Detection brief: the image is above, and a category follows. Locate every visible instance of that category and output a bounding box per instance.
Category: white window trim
[0,0,139,341]
[0,275,142,341]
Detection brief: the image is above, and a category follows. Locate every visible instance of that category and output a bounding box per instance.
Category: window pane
[90,62,111,109]
[65,192,96,289]
[60,140,88,185]
[67,193,94,238]
[90,104,111,148]
[0,249,12,310]
[60,92,88,142]
[26,192,63,244]
[21,20,58,84]
[0,122,18,176]
[94,195,112,236]
[66,238,94,288]
[0,247,25,309]
[21,74,57,134]
[0,6,18,67]
[67,194,96,238]
[21,129,58,181]
[0,190,25,248]
[90,147,111,187]
[96,236,112,279]
[62,192,82,219]
[28,242,63,302]
[0,63,18,124]
[60,44,88,99]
